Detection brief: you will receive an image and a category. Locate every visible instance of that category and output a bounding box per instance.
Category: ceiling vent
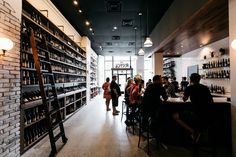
[128,42,135,46]
[112,36,120,40]
[122,19,133,27]
[126,51,132,53]
[108,50,114,53]
[105,42,113,46]
[106,1,121,13]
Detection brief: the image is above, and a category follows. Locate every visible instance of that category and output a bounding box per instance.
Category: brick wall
[0,0,21,156]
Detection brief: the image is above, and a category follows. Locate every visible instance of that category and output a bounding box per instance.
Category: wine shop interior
[1,0,236,157]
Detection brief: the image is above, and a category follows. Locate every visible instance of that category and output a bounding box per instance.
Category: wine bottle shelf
[20,0,88,154]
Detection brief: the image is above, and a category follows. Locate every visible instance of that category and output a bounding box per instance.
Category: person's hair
[190,73,200,83]
[112,75,116,79]
[134,74,142,83]
[182,77,187,80]
[106,77,110,82]
[172,77,176,81]
[127,78,133,85]
[162,76,168,81]
[153,75,161,82]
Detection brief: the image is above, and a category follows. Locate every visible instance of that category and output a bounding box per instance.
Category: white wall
[8,0,22,20]
[136,56,144,78]
[172,38,230,93]
[229,0,236,156]
[27,0,81,44]
[98,55,105,88]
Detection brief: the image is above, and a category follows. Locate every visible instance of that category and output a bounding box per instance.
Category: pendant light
[144,1,153,47]
[138,12,145,56]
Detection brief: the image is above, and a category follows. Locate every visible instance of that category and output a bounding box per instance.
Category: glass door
[117,74,127,93]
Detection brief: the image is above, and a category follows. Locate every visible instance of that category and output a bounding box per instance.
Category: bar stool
[121,100,126,121]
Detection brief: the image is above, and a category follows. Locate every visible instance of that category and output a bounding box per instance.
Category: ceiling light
[138,48,145,56]
[138,12,142,16]
[144,37,153,47]
[143,3,153,47]
[89,28,93,31]
[138,11,145,56]
[78,9,82,13]
[113,26,117,30]
[85,21,90,26]
[73,0,78,5]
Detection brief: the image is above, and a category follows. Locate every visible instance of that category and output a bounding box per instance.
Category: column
[136,55,144,78]
[153,52,163,76]
[229,0,236,156]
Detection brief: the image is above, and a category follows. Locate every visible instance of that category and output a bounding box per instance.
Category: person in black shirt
[142,75,168,140]
[171,77,179,93]
[173,73,213,141]
[180,77,189,91]
[162,76,177,97]
[146,79,152,88]
[110,75,121,115]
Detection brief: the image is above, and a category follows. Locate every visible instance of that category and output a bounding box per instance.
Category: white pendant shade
[138,48,145,56]
[144,37,153,47]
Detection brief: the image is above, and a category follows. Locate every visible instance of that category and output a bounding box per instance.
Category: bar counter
[158,96,231,147]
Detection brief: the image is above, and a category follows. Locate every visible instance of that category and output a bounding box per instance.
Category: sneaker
[191,132,201,143]
[115,110,120,113]
[107,108,111,111]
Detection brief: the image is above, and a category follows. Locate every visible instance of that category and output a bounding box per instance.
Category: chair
[138,116,153,155]
[192,122,217,157]
[121,100,127,121]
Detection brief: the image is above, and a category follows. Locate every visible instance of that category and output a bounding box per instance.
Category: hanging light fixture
[138,12,145,56]
[144,1,153,47]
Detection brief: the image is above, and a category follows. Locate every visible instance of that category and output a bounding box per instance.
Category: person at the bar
[180,76,189,91]
[142,75,168,140]
[162,76,177,97]
[172,73,213,142]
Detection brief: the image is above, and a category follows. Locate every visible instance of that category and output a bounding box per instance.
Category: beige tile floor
[22,95,231,157]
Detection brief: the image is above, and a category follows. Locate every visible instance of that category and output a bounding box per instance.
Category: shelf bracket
[39,10,48,17]
[57,25,64,32]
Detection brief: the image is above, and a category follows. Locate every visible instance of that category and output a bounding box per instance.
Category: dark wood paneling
[158,0,228,57]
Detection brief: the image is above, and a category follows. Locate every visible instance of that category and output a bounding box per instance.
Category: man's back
[184,83,213,116]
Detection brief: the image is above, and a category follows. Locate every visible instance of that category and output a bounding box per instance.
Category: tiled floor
[22,95,231,157]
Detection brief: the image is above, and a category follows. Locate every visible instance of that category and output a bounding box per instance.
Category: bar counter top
[166,97,230,104]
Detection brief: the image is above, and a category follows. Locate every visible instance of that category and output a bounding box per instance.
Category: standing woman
[102,77,111,111]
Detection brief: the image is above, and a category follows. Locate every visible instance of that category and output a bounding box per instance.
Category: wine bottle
[24,129,29,147]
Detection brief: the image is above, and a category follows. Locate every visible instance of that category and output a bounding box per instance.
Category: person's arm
[161,87,168,101]
[182,87,189,102]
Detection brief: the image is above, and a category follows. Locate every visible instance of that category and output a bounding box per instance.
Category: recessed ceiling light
[73,0,78,5]
[78,9,82,13]
[113,26,117,30]
[85,21,90,26]
[92,31,95,35]
[138,12,142,16]
[89,28,93,31]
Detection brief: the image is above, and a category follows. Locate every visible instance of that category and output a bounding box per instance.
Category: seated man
[162,76,178,97]
[142,75,168,139]
[172,73,213,142]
